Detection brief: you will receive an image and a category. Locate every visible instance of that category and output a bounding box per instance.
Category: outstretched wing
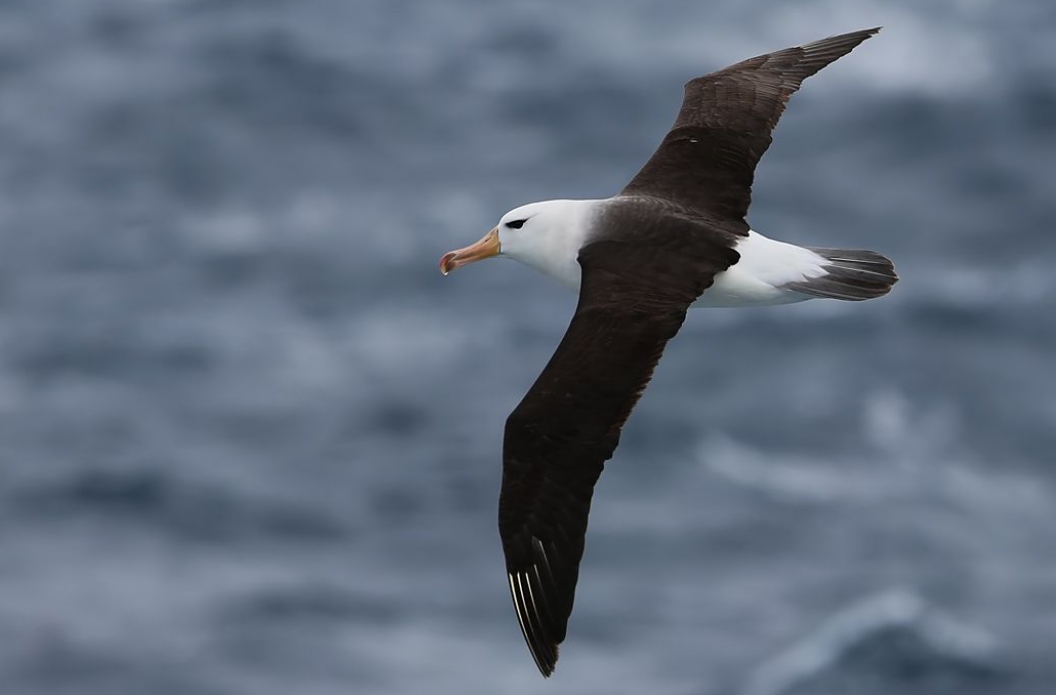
[622,27,879,221]
[498,217,740,676]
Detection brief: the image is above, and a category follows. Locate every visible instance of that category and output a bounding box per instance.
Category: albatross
[439,27,896,677]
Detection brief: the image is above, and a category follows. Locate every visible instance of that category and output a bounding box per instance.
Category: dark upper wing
[498,214,740,676]
[621,28,879,221]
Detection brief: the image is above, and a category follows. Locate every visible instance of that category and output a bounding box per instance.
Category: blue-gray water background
[1,1,1054,694]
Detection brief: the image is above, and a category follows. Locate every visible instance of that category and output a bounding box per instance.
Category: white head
[439,199,599,289]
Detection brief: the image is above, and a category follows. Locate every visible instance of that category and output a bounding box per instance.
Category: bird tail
[783,248,898,301]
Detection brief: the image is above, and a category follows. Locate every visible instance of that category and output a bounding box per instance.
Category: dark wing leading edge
[498,213,741,676]
[622,28,879,222]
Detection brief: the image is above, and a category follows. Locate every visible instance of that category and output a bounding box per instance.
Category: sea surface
[1,1,1054,694]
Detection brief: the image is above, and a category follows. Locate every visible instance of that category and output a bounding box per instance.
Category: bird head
[439,200,595,281]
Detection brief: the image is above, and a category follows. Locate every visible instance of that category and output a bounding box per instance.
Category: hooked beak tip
[439,227,500,277]
[439,252,456,276]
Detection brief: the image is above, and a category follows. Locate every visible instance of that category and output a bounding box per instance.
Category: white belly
[692,230,828,308]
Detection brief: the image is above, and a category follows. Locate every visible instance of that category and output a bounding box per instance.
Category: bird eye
[505,219,527,229]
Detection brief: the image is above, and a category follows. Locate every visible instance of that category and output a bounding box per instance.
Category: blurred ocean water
[0,1,1054,693]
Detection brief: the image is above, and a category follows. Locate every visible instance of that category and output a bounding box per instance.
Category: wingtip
[852,26,881,43]
[818,26,882,45]
[840,26,881,37]
[797,26,881,65]
[508,570,561,677]
[538,635,560,677]
[527,633,559,679]
[538,647,558,678]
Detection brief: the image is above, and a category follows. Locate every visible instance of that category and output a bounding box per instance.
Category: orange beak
[439,227,501,275]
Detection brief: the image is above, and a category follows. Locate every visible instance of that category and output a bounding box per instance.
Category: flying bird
[439,27,896,677]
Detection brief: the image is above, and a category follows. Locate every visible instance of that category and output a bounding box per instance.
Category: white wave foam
[743,589,996,695]
[698,435,885,503]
